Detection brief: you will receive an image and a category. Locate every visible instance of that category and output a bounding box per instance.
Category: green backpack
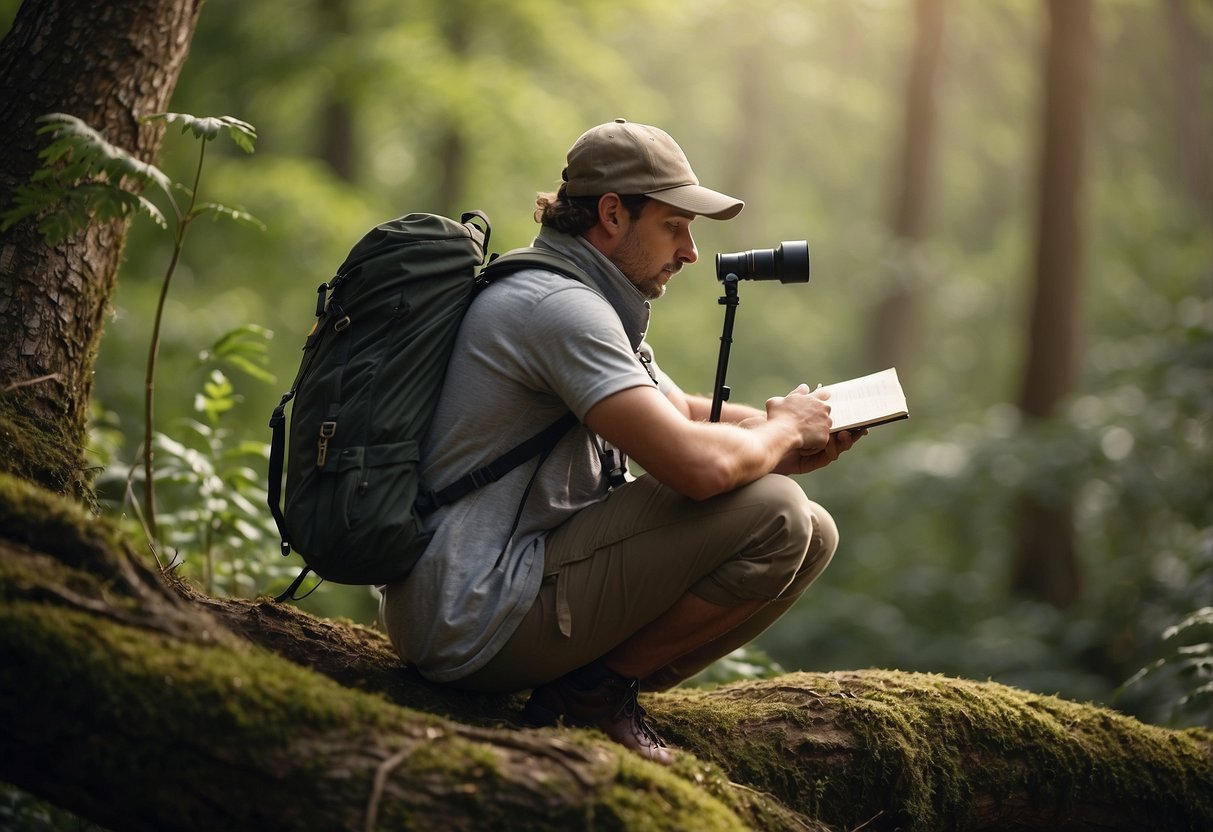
[267,212,583,597]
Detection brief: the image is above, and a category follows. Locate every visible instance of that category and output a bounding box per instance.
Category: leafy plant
[2,112,262,546]
[157,368,283,594]
[1120,607,1213,727]
[687,645,786,688]
[92,326,283,595]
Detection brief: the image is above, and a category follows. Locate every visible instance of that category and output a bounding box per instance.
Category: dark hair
[534,185,649,235]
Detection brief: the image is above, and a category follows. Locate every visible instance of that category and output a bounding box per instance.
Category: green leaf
[154,433,191,459]
[192,202,267,231]
[142,113,258,153]
[0,183,66,232]
[197,325,276,385]
[36,113,172,193]
[221,354,277,385]
[205,323,272,356]
[1164,607,1213,640]
[3,113,174,242]
[223,442,272,461]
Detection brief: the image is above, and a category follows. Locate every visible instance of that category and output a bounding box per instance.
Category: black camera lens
[716,240,810,283]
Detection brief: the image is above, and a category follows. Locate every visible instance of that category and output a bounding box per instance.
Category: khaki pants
[457,473,837,692]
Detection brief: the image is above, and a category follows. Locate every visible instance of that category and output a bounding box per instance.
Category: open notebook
[820,368,909,433]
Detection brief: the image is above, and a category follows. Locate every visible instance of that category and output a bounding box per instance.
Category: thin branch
[122,439,162,567]
[3,372,63,393]
[142,138,206,543]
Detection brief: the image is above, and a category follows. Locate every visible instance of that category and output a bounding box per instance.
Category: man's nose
[679,230,698,264]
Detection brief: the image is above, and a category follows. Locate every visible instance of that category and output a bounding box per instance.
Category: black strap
[491,434,564,571]
[266,291,335,556]
[461,210,490,252]
[407,251,586,515]
[267,391,295,555]
[418,411,578,513]
[480,247,593,287]
[273,566,321,603]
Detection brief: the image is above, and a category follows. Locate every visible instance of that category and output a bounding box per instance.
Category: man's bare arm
[585,384,833,500]
[665,387,766,424]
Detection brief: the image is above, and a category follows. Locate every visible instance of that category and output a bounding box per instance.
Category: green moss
[6,470,1207,829]
[0,588,754,830]
[651,669,1213,831]
[826,670,1213,828]
[0,387,90,501]
[0,472,123,571]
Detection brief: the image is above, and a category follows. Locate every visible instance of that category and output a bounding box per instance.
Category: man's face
[609,201,699,300]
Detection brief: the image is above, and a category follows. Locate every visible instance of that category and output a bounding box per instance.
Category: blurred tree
[432,0,473,218]
[1011,0,1095,608]
[1165,0,1212,220]
[869,0,944,375]
[0,0,204,500]
[318,0,356,181]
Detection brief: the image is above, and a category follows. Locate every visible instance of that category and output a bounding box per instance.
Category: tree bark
[0,0,204,500]
[2,477,1210,832]
[1012,0,1094,608]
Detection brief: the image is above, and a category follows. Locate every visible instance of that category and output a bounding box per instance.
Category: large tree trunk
[0,0,204,500]
[868,0,944,374]
[1011,0,1094,608]
[1,477,1210,832]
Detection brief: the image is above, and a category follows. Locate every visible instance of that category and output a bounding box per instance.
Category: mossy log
[1,474,1210,832]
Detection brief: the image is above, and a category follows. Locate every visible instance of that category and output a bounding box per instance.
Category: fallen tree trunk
[1,474,1210,832]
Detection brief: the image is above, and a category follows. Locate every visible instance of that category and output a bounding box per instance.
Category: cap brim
[645,184,744,220]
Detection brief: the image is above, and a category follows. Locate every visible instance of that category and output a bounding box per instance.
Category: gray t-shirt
[380,228,678,683]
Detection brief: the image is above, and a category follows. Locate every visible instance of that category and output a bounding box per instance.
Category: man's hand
[773,428,866,475]
[586,383,858,500]
[764,383,833,452]
[745,384,866,476]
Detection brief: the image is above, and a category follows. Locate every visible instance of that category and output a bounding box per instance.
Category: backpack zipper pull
[316,421,337,467]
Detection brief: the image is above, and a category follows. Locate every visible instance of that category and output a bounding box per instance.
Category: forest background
[2,0,1208,733]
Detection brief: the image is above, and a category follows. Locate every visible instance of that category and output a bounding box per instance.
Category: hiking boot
[524,672,674,765]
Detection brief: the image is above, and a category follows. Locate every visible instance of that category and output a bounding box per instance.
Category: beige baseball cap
[562,118,744,220]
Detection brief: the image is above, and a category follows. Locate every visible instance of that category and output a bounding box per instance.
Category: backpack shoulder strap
[417,411,578,514]
[411,250,588,516]
[480,247,593,287]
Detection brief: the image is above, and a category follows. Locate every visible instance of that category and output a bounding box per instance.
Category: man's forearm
[683,393,765,425]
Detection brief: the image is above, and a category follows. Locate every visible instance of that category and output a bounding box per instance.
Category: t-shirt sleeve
[515,285,657,420]
[638,340,681,398]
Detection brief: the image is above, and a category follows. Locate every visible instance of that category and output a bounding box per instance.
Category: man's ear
[597,193,625,237]
[583,193,626,255]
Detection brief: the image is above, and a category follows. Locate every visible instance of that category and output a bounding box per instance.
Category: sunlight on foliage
[687,646,786,688]
[143,112,257,154]
[0,113,170,239]
[93,327,284,597]
[8,108,264,561]
[61,0,1212,725]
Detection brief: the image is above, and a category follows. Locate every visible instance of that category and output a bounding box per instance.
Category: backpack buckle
[316,421,337,467]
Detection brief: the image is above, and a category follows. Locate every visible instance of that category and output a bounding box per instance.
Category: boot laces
[612,679,666,748]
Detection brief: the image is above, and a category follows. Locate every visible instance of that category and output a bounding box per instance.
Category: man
[381,119,862,764]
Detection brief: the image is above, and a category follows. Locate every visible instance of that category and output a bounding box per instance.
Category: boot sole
[521,697,562,727]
